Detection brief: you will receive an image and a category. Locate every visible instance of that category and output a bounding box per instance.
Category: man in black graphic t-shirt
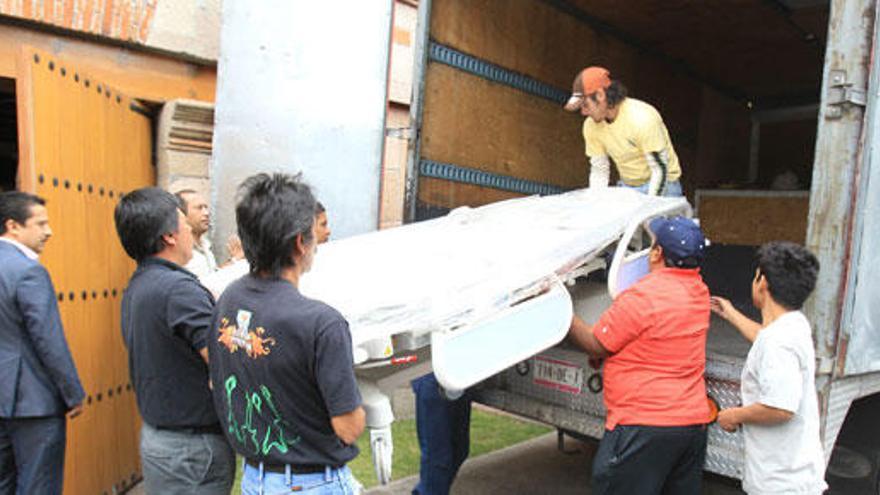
[208,173,364,494]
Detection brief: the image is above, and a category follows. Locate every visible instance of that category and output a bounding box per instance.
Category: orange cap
[581,66,611,94]
[563,66,612,112]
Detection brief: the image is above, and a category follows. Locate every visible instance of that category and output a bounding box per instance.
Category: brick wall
[0,0,219,61]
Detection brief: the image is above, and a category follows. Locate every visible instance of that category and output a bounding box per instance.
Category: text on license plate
[533,356,584,394]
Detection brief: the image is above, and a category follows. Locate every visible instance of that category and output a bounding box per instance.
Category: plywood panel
[18,47,150,495]
[418,176,524,210]
[429,0,704,134]
[421,64,586,188]
[421,0,706,210]
[430,0,637,91]
[697,191,809,246]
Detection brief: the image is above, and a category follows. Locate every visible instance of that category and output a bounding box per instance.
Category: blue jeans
[0,415,66,495]
[411,373,472,495]
[140,423,236,495]
[617,180,683,197]
[241,462,361,495]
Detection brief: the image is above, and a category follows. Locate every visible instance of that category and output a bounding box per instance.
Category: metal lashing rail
[428,42,569,104]
[419,159,566,196]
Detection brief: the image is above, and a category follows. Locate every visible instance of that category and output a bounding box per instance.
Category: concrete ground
[126,394,746,495]
[125,431,745,494]
[366,432,745,495]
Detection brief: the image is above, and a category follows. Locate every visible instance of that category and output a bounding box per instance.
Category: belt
[155,423,223,435]
[245,459,340,475]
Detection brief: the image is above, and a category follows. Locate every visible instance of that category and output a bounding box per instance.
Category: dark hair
[236,173,316,278]
[587,80,628,107]
[315,201,326,214]
[605,80,628,106]
[174,189,198,212]
[662,252,700,269]
[754,242,820,310]
[115,187,182,262]
[0,191,45,235]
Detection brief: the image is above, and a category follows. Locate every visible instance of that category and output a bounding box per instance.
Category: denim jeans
[617,180,683,197]
[0,415,66,495]
[411,373,472,495]
[140,423,235,495]
[241,462,361,495]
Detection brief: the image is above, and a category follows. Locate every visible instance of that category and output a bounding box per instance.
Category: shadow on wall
[0,78,17,192]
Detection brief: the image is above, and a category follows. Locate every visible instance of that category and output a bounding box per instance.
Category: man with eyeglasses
[564,66,684,197]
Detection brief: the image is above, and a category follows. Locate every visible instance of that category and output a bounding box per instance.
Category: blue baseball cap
[648,216,707,267]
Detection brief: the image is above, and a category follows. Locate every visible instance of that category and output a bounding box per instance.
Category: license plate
[533,356,584,394]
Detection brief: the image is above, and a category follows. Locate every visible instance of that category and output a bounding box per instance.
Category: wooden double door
[17,47,152,495]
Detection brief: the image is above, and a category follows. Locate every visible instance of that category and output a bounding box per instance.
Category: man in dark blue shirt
[209,173,364,494]
[114,187,234,494]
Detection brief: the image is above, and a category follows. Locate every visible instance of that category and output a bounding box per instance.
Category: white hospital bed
[204,187,692,483]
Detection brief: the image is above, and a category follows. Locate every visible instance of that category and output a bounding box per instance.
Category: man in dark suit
[0,191,85,495]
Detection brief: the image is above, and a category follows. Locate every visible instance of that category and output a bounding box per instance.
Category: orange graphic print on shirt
[217,309,276,359]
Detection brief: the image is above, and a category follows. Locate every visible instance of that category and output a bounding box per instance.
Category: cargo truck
[210,0,880,491]
[398,1,880,491]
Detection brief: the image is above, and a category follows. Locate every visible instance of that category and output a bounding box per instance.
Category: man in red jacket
[568,216,712,494]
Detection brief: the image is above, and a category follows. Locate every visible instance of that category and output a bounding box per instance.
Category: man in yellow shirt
[564,66,683,196]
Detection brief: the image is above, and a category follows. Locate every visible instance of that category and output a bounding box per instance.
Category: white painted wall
[210,0,393,247]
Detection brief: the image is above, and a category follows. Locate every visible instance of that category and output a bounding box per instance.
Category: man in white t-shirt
[175,189,243,280]
[711,242,827,494]
[174,190,216,278]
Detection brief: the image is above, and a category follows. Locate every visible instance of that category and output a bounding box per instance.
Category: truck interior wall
[694,88,752,189]
[691,87,814,246]
[419,0,715,210]
[698,194,810,245]
[420,63,585,192]
[623,55,703,194]
[419,0,824,251]
[418,175,522,213]
[758,119,818,189]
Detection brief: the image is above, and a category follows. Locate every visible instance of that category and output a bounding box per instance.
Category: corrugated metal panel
[804,0,871,372]
[825,376,860,463]
[840,0,880,376]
